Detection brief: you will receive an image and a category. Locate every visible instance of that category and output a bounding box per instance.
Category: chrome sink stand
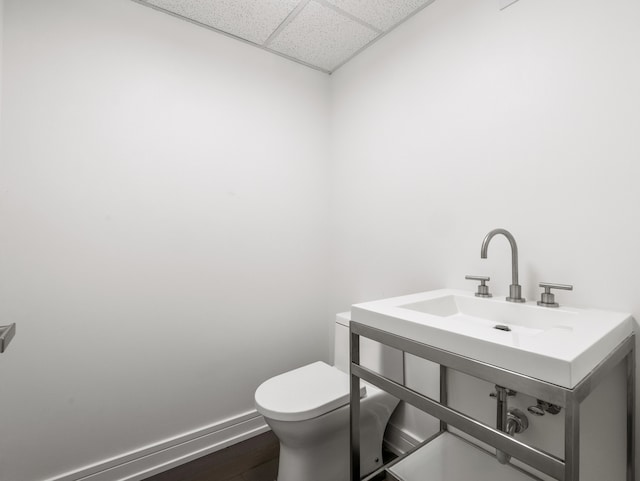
[349,322,635,481]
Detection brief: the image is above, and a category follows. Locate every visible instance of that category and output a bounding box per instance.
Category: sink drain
[494,324,511,332]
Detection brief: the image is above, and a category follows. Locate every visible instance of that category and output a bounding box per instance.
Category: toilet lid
[255,361,367,422]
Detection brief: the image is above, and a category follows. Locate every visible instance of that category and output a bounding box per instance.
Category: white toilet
[255,312,402,481]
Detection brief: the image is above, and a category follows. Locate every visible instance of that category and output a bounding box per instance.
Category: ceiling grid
[134,0,435,73]
[263,0,314,47]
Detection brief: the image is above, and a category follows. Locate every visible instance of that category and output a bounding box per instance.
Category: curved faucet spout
[481,228,519,285]
[480,228,525,303]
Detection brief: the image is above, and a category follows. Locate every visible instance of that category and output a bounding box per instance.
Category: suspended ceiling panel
[134,0,436,73]
[325,0,432,31]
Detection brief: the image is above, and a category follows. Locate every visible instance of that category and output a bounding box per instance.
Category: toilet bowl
[254,313,402,481]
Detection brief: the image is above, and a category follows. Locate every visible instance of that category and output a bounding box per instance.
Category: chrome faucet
[480,228,525,303]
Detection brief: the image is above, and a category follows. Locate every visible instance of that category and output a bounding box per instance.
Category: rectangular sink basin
[351,289,633,388]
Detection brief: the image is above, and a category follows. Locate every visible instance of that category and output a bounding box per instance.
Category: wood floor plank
[242,459,278,481]
[143,431,279,481]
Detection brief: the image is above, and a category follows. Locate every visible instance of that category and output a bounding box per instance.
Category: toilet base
[266,385,395,481]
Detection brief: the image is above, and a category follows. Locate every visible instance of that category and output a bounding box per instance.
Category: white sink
[351,289,633,388]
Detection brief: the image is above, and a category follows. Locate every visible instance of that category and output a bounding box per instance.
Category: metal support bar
[350,331,360,481]
[351,322,569,406]
[352,363,565,481]
[564,394,580,481]
[628,347,636,481]
[440,365,448,432]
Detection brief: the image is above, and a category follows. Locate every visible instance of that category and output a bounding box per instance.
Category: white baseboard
[44,411,269,481]
[383,421,421,456]
[43,412,421,481]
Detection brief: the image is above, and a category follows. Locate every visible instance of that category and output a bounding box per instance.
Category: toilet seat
[255,361,366,422]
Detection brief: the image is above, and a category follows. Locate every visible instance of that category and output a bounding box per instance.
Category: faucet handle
[537,282,573,308]
[465,275,492,298]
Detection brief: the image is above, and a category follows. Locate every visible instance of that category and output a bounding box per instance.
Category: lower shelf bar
[352,363,566,481]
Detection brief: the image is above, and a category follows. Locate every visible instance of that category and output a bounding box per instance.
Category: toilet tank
[334,312,403,383]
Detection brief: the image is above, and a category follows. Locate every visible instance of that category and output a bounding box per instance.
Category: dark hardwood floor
[143,431,279,481]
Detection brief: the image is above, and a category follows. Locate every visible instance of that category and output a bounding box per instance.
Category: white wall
[1,0,639,479]
[330,0,640,478]
[0,1,330,480]
[0,0,3,125]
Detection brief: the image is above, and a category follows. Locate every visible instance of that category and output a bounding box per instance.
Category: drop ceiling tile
[268,1,378,72]
[145,0,300,45]
[324,0,431,31]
